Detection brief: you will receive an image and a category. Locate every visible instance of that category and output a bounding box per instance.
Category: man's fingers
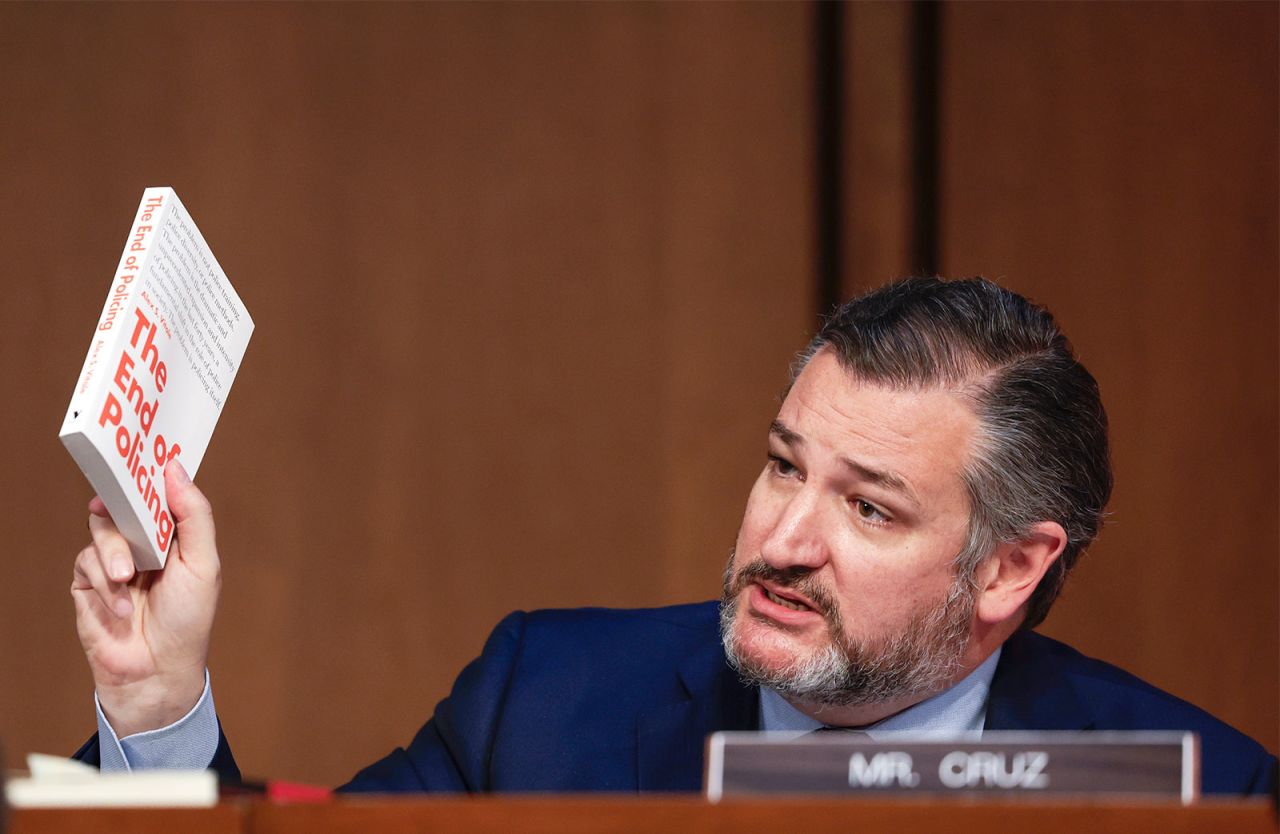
[165,460,218,565]
[72,545,134,619]
[88,513,135,584]
[88,495,109,517]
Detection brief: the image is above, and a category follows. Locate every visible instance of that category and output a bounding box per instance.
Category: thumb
[165,459,217,564]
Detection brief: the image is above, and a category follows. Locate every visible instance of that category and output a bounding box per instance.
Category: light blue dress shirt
[95,669,219,771]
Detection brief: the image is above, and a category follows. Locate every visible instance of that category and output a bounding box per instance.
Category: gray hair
[794,277,1111,629]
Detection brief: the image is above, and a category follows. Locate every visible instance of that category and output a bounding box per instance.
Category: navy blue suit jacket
[77,602,1276,795]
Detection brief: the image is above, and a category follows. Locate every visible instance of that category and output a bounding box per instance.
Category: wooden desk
[11,796,1277,834]
[10,804,244,834]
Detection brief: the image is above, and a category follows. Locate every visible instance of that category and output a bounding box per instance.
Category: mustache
[726,558,840,622]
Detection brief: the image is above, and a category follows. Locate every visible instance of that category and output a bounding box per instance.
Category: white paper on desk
[5,752,217,808]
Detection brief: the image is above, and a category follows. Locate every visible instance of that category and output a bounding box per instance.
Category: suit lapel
[635,633,758,791]
[984,630,1094,731]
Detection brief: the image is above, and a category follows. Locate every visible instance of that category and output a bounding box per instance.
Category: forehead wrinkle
[780,354,978,512]
[771,416,922,509]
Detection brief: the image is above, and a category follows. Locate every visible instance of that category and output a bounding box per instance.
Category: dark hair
[796,277,1112,629]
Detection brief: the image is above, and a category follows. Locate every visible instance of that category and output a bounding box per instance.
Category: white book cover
[59,187,253,571]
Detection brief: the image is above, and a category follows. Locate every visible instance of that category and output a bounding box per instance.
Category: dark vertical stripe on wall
[910,0,941,275]
[814,0,844,315]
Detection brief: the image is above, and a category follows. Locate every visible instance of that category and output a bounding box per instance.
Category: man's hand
[71,460,221,737]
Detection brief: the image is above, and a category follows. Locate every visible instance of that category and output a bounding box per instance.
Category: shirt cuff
[95,670,219,772]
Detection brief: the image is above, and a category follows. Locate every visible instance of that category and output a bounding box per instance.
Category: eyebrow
[769,419,922,508]
[769,419,804,447]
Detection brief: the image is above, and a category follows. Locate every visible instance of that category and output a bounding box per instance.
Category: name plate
[705,731,1198,803]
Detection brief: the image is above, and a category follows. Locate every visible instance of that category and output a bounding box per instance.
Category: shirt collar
[759,646,1002,738]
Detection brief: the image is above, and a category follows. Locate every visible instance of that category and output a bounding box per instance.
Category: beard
[718,552,976,708]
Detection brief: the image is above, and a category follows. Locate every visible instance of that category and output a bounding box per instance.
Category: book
[59,187,253,571]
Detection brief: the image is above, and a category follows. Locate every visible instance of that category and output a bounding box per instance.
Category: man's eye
[853,499,889,523]
[768,454,797,476]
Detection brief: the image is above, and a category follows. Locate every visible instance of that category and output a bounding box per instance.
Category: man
[71,277,1276,794]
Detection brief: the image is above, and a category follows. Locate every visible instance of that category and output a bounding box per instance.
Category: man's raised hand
[71,459,221,737]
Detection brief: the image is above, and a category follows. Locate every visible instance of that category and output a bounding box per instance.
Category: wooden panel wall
[843,3,915,288]
[0,3,811,784]
[845,2,1277,749]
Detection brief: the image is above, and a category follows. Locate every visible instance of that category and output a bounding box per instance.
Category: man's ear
[974,521,1068,626]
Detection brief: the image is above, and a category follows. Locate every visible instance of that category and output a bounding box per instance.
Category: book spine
[60,188,175,570]
[60,188,172,434]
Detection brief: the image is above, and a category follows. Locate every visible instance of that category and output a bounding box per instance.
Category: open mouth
[761,585,815,613]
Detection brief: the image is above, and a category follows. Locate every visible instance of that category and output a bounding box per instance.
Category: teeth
[765,588,809,612]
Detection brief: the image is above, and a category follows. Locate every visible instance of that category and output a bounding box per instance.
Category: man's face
[721,350,981,709]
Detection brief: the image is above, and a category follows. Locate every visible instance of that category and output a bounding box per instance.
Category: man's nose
[759,487,831,571]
